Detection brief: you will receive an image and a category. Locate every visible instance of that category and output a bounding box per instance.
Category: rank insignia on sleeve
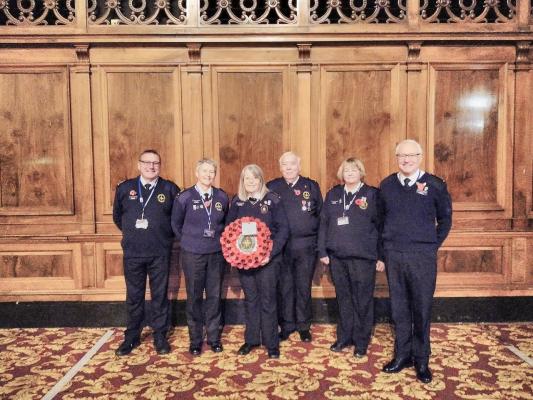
[215,202,223,211]
[157,194,166,203]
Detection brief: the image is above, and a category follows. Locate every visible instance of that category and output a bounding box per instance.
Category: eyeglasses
[396,153,421,160]
[139,160,161,167]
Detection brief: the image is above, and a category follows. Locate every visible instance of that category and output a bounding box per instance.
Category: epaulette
[425,174,446,191]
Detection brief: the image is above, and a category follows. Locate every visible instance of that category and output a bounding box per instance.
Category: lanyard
[138,178,156,219]
[342,182,363,216]
[195,186,213,230]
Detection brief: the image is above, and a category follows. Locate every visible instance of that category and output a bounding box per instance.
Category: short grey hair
[395,139,423,155]
[196,158,217,174]
[279,151,301,166]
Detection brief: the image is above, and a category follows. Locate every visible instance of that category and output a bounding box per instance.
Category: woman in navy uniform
[318,157,384,358]
[171,158,229,356]
[226,164,289,358]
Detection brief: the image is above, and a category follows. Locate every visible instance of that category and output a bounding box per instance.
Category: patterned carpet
[0,323,532,400]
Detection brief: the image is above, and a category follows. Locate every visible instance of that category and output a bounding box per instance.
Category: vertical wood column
[70,45,96,234]
[295,44,312,175]
[181,44,204,187]
[512,41,532,230]
[405,42,428,163]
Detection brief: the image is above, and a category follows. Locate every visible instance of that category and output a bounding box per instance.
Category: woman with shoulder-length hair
[318,157,384,358]
[171,158,229,356]
[226,164,289,358]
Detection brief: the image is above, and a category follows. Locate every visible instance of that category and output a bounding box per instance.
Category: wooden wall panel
[0,254,72,278]
[92,67,183,230]
[213,69,288,195]
[320,66,405,189]
[438,249,502,274]
[0,69,73,215]
[433,69,499,204]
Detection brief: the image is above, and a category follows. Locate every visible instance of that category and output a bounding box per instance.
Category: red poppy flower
[220,217,273,270]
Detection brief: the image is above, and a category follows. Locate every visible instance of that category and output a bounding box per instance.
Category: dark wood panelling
[0,254,72,278]
[106,71,178,208]
[433,69,499,204]
[0,70,72,214]
[216,72,284,195]
[104,252,123,279]
[437,248,502,274]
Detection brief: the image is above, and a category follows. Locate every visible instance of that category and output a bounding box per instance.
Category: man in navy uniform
[380,139,452,383]
[267,152,322,342]
[113,149,180,356]
[171,158,229,356]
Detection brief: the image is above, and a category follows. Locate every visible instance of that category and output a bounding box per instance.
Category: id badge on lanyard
[136,179,156,229]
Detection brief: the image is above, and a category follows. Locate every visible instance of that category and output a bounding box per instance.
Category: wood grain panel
[0,70,73,214]
[321,67,403,189]
[104,251,123,279]
[0,253,72,278]
[432,69,499,204]
[437,248,502,274]
[215,71,285,195]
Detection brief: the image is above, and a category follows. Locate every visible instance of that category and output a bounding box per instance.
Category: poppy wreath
[220,216,273,270]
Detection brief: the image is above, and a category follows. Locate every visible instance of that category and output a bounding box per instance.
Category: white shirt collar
[286,176,300,187]
[397,169,425,186]
[140,176,158,189]
[195,184,213,198]
[344,182,363,195]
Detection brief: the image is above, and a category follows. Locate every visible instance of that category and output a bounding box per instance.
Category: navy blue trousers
[278,246,317,333]
[180,249,225,347]
[123,255,170,341]
[385,250,437,363]
[238,255,281,350]
[330,256,376,352]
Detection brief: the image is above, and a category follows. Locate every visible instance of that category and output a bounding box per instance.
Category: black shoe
[189,345,202,356]
[154,337,170,355]
[330,341,352,352]
[268,347,280,359]
[238,343,259,355]
[115,338,141,356]
[382,357,414,373]
[415,363,433,383]
[299,330,312,342]
[209,342,223,353]
[354,348,367,358]
[279,331,293,341]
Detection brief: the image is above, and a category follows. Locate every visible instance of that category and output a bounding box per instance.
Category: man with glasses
[113,149,180,356]
[379,139,452,383]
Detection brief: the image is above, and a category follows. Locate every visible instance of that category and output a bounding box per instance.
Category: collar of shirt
[248,192,262,201]
[285,176,300,187]
[195,184,213,199]
[140,176,158,190]
[397,170,425,186]
[344,181,363,196]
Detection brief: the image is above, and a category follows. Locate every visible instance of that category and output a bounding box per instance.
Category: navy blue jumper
[226,191,289,351]
[267,176,323,334]
[379,172,452,364]
[318,183,381,352]
[171,186,229,347]
[113,176,180,342]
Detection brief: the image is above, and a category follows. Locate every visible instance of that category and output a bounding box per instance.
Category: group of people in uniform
[112,139,452,384]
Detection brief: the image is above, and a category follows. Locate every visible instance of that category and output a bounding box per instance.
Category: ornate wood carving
[310,0,407,23]
[0,0,76,25]
[88,0,187,25]
[420,0,516,23]
[200,0,297,25]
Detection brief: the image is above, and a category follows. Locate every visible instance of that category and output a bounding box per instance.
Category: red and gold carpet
[1,323,532,399]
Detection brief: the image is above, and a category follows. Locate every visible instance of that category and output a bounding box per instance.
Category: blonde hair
[196,158,217,175]
[238,164,269,201]
[337,157,366,182]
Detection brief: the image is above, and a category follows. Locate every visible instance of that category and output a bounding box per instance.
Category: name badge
[203,229,215,238]
[135,219,149,229]
[242,222,257,235]
[337,216,349,226]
